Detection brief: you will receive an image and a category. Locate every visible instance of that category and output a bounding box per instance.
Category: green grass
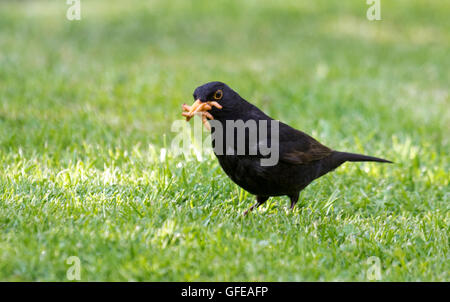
[0,0,449,281]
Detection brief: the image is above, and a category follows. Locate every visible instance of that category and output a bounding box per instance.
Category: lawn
[0,0,448,281]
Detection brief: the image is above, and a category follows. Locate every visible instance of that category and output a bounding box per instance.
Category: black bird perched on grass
[182,81,392,215]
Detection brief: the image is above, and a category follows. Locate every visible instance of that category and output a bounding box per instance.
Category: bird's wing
[228,104,333,165]
[278,122,333,165]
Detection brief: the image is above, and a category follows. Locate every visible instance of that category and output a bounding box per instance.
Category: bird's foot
[243,204,256,216]
[243,200,264,216]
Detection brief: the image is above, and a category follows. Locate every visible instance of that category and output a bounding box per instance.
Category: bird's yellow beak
[181,99,222,130]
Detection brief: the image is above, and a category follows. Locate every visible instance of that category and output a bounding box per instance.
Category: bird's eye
[213,90,223,100]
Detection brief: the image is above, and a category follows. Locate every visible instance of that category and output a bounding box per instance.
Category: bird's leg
[243,196,269,216]
[289,193,300,210]
[243,203,258,216]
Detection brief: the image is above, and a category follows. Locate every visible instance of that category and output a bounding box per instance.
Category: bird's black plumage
[190,81,392,214]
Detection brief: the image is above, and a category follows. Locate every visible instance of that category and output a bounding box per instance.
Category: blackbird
[182,81,392,215]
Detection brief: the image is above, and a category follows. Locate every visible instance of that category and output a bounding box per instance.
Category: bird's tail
[333,151,393,164]
[312,151,392,180]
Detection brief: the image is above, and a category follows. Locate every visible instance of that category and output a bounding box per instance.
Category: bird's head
[182,82,243,126]
[192,81,233,103]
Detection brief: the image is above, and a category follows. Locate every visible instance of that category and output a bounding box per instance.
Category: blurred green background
[0,0,448,281]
